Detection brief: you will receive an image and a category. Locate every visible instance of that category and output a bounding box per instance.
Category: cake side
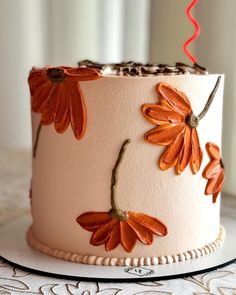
[29,71,225,264]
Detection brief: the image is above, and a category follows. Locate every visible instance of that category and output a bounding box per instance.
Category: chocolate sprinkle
[78,60,208,76]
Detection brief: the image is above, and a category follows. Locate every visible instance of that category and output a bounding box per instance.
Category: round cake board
[0,215,235,282]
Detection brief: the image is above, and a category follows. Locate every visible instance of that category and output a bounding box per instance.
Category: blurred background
[0,0,235,196]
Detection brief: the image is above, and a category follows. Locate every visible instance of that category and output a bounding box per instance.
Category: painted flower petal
[68,81,87,140]
[128,212,167,237]
[145,123,185,146]
[90,219,118,246]
[66,68,101,81]
[120,221,137,252]
[76,212,112,232]
[126,218,153,245]
[206,169,224,195]
[55,103,70,133]
[215,171,225,194]
[54,84,66,124]
[203,159,221,179]
[41,85,60,125]
[190,128,203,174]
[28,71,48,96]
[157,83,192,116]
[176,126,192,175]
[31,81,55,113]
[159,130,185,170]
[142,104,184,125]
[206,142,220,160]
[52,84,70,133]
[213,192,219,203]
[105,223,120,251]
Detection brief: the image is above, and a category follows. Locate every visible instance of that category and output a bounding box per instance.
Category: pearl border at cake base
[0,215,235,281]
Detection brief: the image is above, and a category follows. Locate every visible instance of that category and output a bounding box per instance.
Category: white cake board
[0,215,235,282]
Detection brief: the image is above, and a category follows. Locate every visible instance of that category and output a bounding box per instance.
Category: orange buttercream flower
[77,139,167,252]
[203,143,225,203]
[77,211,167,252]
[28,66,101,157]
[142,83,203,174]
[29,66,101,139]
[142,77,221,175]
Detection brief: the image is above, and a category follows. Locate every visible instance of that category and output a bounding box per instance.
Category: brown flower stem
[33,122,42,158]
[198,76,221,120]
[110,139,131,220]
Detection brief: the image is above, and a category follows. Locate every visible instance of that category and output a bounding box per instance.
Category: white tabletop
[0,149,235,295]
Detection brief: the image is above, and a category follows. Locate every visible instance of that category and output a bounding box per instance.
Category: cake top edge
[30,61,224,78]
[77,60,208,76]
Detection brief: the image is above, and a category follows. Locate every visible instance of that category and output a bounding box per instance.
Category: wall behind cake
[0,0,235,195]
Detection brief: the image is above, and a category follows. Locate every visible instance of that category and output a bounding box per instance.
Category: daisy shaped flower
[77,210,167,252]
[203,143,225,203]
[142,77,221,175]
[28,66,101,156]
[77,139,167,252]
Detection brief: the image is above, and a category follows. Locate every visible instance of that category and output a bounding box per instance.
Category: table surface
[0,149,236,295]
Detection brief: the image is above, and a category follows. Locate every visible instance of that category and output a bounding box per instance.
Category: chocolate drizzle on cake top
[78,60,208,76]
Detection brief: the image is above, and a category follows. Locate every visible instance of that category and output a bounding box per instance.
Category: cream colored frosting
[27,225,225,266]
[30,74,224,263]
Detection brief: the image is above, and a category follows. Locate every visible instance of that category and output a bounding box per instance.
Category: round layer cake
[27,62,225,266]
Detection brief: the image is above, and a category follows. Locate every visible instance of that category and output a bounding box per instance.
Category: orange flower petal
[145,123,185,146]
[90,219,118,246]
[205,169,224,195]
[41,86,60,125]
[28,72,47,96]
[190,128,203,174]
[55,103,70,133]
[68,81,87,140]
[31,81,55,113]
[105,223,120,251]
[41,104,55,125]
[76,212,112,232]
[206,142,220,160]
[205,177,218,195]
[142,104,184,125]
[52,85,70,133]
[65,68,101,81]
[54,84,66,123]
[203,160,221,179]
[213,192,219,203]
[159,130,185,170]
[129,212,167,236]
[126,218,153,245]
[157,83,192,116]
[120,221,137,252]
[176,126,192,175]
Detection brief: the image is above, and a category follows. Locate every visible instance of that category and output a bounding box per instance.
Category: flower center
[186,113,200,128]
[47,68,65,82]
[109,208,128,221]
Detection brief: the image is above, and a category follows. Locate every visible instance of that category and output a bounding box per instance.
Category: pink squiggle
[183,0,200,64]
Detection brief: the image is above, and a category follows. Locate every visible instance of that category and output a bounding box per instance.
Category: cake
[27,61,225,266]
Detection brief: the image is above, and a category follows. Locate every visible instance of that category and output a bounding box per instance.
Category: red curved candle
[183,0,200,64]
